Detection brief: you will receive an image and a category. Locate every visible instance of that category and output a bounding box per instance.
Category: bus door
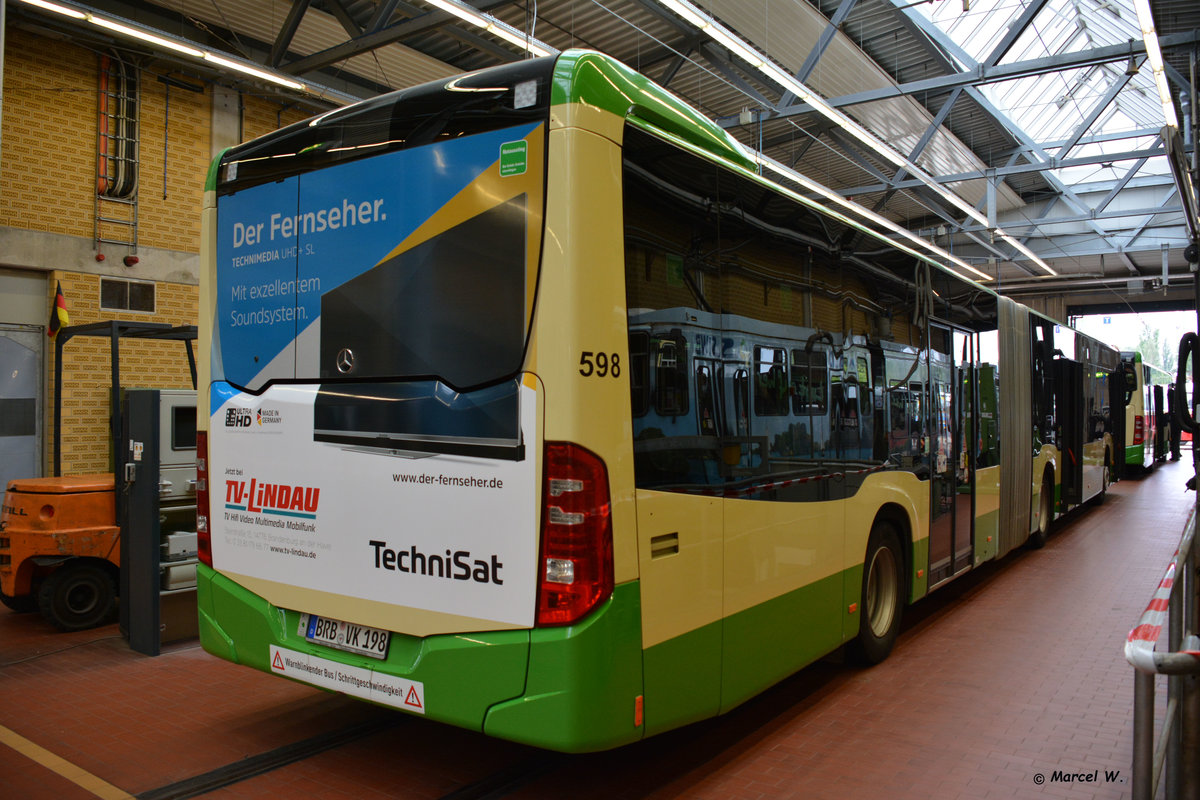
[1110,360,1128,477]
[630,328,724,735]
[1153,383,1166,461]
[928,325,976,585]
[1055,358,1084,505]
[954,331,977,570]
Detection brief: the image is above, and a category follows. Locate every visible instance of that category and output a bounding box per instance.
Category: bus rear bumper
[197,564,529,733]
[196,565,645,752]
[483,581,644,752]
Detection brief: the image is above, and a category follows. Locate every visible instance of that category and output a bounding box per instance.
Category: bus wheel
[1029,476,1052,549]
[850,521,904,665]
[37,562,116,631]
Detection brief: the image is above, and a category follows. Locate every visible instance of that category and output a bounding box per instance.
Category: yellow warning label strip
[0,724,134,800]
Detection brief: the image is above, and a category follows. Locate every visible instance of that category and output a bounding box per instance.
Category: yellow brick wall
[1,29,213,252]
[242,95,310,142]
[3,29,323,476]
[1,28,95,239]
[137,73,212,251]
[48,271,199,475]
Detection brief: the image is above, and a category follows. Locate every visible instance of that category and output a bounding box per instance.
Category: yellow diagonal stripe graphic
[0,724,134,800]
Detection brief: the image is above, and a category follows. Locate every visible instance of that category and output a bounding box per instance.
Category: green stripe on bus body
[550,51,755,171]
[975,508,1000,564]
[641,569,850,735]
[721,570,849,712]
[642,618,722,737]
[483,581,645,753]
[196,565,531,734]
[1126,444,1145,464]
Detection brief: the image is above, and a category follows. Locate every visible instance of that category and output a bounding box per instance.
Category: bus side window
[629,332,650,418]
[790,349,828,414]
[856,357,872,418]
[889,389,907,433]
[696,362,718,437]
[754,346,788,416]
[839,378,860,430]
[655,333,688,416]
[733,368,750,436]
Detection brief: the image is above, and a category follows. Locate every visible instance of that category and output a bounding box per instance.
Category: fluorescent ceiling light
[486,25,554,59]
[16,0,322,95]
[203,53,306,92]
[18,0,85,19]
[89,16,203,58]
[1132,0,1179,128]
[658,0,1058,276]
[755,152,993,282]
[424,0,555,58]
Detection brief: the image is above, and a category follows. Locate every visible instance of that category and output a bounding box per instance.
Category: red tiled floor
[0,735,97,800]
[0,456,1192,799]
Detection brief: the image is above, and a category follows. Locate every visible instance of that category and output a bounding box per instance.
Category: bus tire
[37,562,116,631]
[1029,475,1053,549]
[850,520,904,665]
[0,590,38,613]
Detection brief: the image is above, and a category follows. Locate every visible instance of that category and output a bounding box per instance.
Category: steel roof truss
[1124,188,1180,250]
[1056,67,1138,156]
[749,31,1200,123]
[981,0,1051,68]
[780,0,863,108]
[697,42,778,113]
[838,144,1167,194]
[277,0,514,75]
[268,0,312,67]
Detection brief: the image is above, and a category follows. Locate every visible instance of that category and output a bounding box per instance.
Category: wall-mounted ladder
[95,53,139,255]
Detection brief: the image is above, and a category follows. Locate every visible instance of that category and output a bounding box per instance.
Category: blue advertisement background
[215,122,539,388]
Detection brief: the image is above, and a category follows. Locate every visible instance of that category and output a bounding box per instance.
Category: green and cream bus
[196,50,1119,752]
[1120,350,1170,470]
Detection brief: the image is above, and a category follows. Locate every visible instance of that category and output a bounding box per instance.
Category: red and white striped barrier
[1125,506,1200,674]
[694,463,887,498]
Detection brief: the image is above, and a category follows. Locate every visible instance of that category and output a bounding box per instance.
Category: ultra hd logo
[225,407,253,427]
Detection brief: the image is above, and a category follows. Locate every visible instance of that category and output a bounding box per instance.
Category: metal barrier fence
[1125,506,1200,800]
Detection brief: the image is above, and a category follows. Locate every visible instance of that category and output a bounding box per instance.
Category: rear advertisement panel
[211,123,547,630]
[214,122,543,389]
[209,380,539,628]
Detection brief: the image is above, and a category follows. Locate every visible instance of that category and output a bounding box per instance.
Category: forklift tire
[38,562,117,631]
[0,590,38,613]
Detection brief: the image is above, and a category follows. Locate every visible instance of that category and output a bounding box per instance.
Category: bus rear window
[217,58,555,195]
[319,195,528,389]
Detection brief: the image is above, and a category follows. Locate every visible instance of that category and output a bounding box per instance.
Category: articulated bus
[196,51,1121,752]
[1120,351,1170,470]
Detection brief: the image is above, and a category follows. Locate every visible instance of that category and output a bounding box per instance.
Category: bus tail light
[196,431,212,567]
[1133,415,1145,445]
[536,442,613,626]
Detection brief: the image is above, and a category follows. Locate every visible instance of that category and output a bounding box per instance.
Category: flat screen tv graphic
[315,195,527,460]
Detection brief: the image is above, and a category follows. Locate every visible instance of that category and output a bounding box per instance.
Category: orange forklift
[0,322,196,630]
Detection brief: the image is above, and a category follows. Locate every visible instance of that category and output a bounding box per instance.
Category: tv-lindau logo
[225,478,320,519]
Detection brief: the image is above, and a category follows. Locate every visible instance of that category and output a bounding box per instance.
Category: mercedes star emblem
[336,348,355,374]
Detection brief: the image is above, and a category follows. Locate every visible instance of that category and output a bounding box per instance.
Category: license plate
[301,613,389,660]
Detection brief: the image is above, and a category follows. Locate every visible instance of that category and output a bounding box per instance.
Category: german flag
[48,281,69,338]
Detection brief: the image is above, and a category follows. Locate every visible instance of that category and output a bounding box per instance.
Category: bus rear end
[196,56,642,752]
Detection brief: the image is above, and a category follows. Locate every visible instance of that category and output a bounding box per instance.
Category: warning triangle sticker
[404,687,423,709]
[272,651,285,671]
